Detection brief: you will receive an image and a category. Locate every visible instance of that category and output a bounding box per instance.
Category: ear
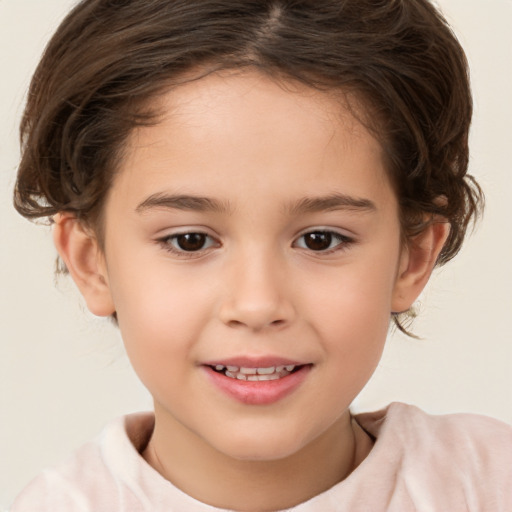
[53,213,115,317]
[392,220,450,313]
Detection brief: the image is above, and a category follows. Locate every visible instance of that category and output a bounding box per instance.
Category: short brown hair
[14,0,483,300]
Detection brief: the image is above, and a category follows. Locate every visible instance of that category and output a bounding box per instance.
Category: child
[9,0,512,510]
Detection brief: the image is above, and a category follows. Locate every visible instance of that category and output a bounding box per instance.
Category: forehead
[114,70,394,212]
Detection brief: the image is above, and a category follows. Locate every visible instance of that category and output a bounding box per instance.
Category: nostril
[225,318,287,330]
[219,296,295,330]
[227,320,245,328]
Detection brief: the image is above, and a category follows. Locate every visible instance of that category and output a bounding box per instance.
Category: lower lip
[203,365,311,406]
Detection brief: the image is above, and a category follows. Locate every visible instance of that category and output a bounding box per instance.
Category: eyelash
[157,232,219,258]
[293,230,353,254]
[156,229,354,258]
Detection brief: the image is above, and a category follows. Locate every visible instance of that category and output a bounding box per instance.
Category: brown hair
[13,0,483,330]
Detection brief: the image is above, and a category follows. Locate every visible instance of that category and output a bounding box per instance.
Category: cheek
[321,285,390,371]
[113,282,205,410]
[307,258,397,330]
[312,285,391,409]
[303,251,399,369]
[107,254,214,374]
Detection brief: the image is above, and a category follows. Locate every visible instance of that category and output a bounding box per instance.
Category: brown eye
[295,230,351,252]
[173,233,210,251]
[303,232,333,251]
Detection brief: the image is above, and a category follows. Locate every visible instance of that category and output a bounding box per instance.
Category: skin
[54,70,448,511]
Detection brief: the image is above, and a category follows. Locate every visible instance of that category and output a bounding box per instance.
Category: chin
[209,425,315,463]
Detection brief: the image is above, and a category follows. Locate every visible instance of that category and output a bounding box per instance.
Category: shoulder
[9,412,155,512]
[358,401,512,439]
[357,402,512,466]
[353,402,512,510]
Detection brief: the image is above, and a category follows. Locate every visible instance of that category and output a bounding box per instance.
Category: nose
[218,249,295,332]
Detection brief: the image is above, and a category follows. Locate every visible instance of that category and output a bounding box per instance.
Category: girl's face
[97,71,407,460]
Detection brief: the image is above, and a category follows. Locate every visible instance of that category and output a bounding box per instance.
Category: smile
[211,364,298,381]
[204,361,311,405]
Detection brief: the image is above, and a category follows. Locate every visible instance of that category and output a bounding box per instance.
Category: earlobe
[53,214,115,317]
[392,220,450,313]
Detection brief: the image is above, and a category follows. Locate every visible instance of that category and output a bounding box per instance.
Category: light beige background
[1,0,511,506]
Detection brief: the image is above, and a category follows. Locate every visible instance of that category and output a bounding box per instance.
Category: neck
[142,406,372,511]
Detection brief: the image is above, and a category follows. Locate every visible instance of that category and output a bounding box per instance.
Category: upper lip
[202,356,308,368]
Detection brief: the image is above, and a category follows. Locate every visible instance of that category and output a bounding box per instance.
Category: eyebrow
[136,193,232,214]
[286,193,377,215]
[135,192,376,216]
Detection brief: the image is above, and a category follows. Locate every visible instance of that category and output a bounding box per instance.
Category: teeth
[240,367,257,375]
[244,373,283,381]
[247,374,281,381]
[211,364,300,381]
[223,367,298,381]
[257,367,275,375]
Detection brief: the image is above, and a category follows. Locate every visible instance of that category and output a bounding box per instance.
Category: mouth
[208,364,304,381]
[203,360,312,405]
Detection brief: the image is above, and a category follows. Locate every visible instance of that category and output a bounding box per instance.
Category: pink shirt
[10,402,512,511]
